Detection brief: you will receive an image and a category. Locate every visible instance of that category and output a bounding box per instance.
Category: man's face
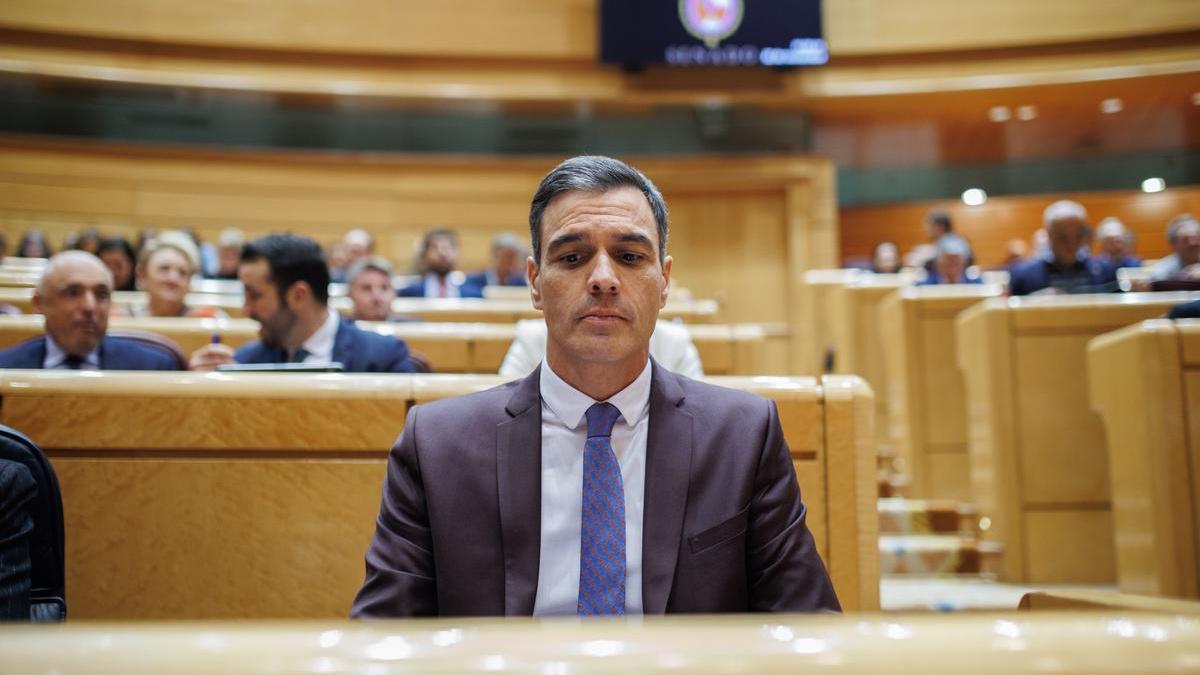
[99,249,132,289]
[239,258,297,349]
[422,235,458,276]
[1047,217,1087,266]
[35,255,112,357]
[1175,221,1200,266]
[494,247,522,282]
[1099,233,1127,259]
[529,187,672,375]
[217,246,240,276]
[349,268,395,322]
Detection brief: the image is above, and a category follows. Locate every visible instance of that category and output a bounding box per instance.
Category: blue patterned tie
[578,402,625,616]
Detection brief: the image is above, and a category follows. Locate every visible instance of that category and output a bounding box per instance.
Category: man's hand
[189,343,236,371]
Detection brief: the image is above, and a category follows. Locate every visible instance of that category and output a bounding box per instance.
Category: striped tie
[577,402,625,616]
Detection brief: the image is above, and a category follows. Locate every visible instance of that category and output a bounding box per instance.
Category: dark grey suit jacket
[352,360,839,617]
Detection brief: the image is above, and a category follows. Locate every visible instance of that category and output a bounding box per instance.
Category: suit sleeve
[351,405,438,617]
[0,461,35,620]
[385,338,421,373]
[746,399,841,612]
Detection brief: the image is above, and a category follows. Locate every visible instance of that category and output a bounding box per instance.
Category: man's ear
[659,255,673,307]
[31,290,44,314]
[284,281,311,309]
[527,256,542,310]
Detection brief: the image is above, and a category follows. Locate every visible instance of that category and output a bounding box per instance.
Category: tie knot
[62,354,84,370]
[585,402,620,438]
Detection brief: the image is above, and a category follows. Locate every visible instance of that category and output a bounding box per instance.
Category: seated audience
[1167,298,1200,319]
[0,458,35,619]
[329,229,374,283]
[1002,238,1029,269]
[124,231,226,319]
[189,234,421,372]
[398,228,483,298]
[347,257,399,322]
[0,251,180,370]
[96,237,137,291]
[465,233,528,290]
[69,228,102,256]
[1094,217,1142,269]
[917,235,982,285]
[1149,214,1200,282]
[15,229,51,259]
[212,228,244,280]
[871,242,901,274]
[499,318,704,378]
[1008,200,1117,296]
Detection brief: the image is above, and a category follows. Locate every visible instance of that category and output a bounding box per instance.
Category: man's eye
[621,253,642,264]
[561,253,580,265]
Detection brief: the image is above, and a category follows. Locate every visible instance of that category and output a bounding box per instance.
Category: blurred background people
[399,227,481,298]
[346,256,398,322]
[465,232,527,290]
[213,228,245,280]
[918,235,981,285]
[125,230,225,318]
[871,242,901,273]
[1149,214,1200,282]
[1094,217,1141,269]
[96,237,137,292]
[1009,200,1116,296]
[15,229,51,259]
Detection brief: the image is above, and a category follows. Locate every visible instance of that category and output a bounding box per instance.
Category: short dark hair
[528,155,669,264]
[241,234,330,305]
[926,210,953,233]
[420,228,458,255]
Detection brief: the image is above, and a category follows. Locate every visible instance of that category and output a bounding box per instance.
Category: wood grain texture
[879,285,1002,500]
[1089,319,1198,598]
[956,293,1200,583]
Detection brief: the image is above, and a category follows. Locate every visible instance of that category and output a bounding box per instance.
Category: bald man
[0,251,179,370]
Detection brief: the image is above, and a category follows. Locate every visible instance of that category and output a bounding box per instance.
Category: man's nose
[588,252,619,294]
[79,291,97,313]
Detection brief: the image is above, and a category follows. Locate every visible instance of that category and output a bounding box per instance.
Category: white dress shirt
[422,273,461,299]
[293,308,340,363]
[43,335,100,370]
[532,358,650,616]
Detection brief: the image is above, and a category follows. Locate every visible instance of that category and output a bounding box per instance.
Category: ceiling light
[1141,178,1165,193]
[1016,105,1038,121]
[1100,98,1123,114]
[1192,92,1200,106]
[961,188,988,206]
[987,106,1011,122]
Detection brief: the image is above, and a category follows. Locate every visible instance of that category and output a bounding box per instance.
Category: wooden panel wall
[0,0,1195,58]
[0,139,837,371]
[840,186,1200,269]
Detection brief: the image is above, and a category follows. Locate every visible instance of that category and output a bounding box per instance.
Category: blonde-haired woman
[127,231,227,319]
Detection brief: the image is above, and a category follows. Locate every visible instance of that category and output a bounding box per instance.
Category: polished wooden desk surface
[2,613,1197,675]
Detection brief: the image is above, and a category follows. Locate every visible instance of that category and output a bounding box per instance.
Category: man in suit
[0,251,179,370]
[464,232,528,293]
[188,234,420,373]
[352,155,838,618]
[397,228,484,298]
[1009,200,1117,296]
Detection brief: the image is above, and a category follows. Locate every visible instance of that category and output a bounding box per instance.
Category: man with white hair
[1008,200,1117,296]
[1149,214,1200,283]
[1094,217,1141,269]
[0,251,180,370]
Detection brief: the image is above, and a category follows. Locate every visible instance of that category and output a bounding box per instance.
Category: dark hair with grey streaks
[528,155,669,265]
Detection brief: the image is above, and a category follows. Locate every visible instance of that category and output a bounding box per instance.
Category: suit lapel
[497,367,542,615]
[641,360,692,614]
[331,319,355,370]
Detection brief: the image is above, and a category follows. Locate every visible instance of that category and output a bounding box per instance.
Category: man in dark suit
[0,251,179,370]
[352,155,838,618]
[397,228,484,299]
[1009,200,1118,296]
[188,234,420,373]
[463,232,528,293]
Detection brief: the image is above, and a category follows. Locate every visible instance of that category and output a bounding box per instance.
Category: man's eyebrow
[546,232,586,253]
[617,232,654,248]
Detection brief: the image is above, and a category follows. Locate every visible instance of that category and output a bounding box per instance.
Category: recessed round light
[1016,105,1038,121]
[1100,98,1123,114]
[961,188,988,206]
[1141,178,1166,193]
[988,106,1011,122]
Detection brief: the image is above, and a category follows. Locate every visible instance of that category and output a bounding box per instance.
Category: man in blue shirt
[1009,200,1117,296]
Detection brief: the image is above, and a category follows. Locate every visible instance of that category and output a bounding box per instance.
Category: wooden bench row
[0,370,878,619]
[0,286,720,323]
[0,315,769,375]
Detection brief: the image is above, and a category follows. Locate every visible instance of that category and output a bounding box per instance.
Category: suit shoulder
[409,378,523,424]
[104,337,180,370]
[0,338,44,368]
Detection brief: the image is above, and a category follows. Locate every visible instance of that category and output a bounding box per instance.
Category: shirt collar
[296,308,340,362]
[44,334,101,370]
[539,357,652,431]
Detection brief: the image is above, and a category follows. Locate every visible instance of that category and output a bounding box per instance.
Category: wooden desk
[879,284,1004,500]
[4,612,1199,674]
[1088,318,1200,599]
[0,316,767,375]
[955,292,1199,584]
[0,371,877,618]
[797,268,863,375]
[832,275,910,458]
